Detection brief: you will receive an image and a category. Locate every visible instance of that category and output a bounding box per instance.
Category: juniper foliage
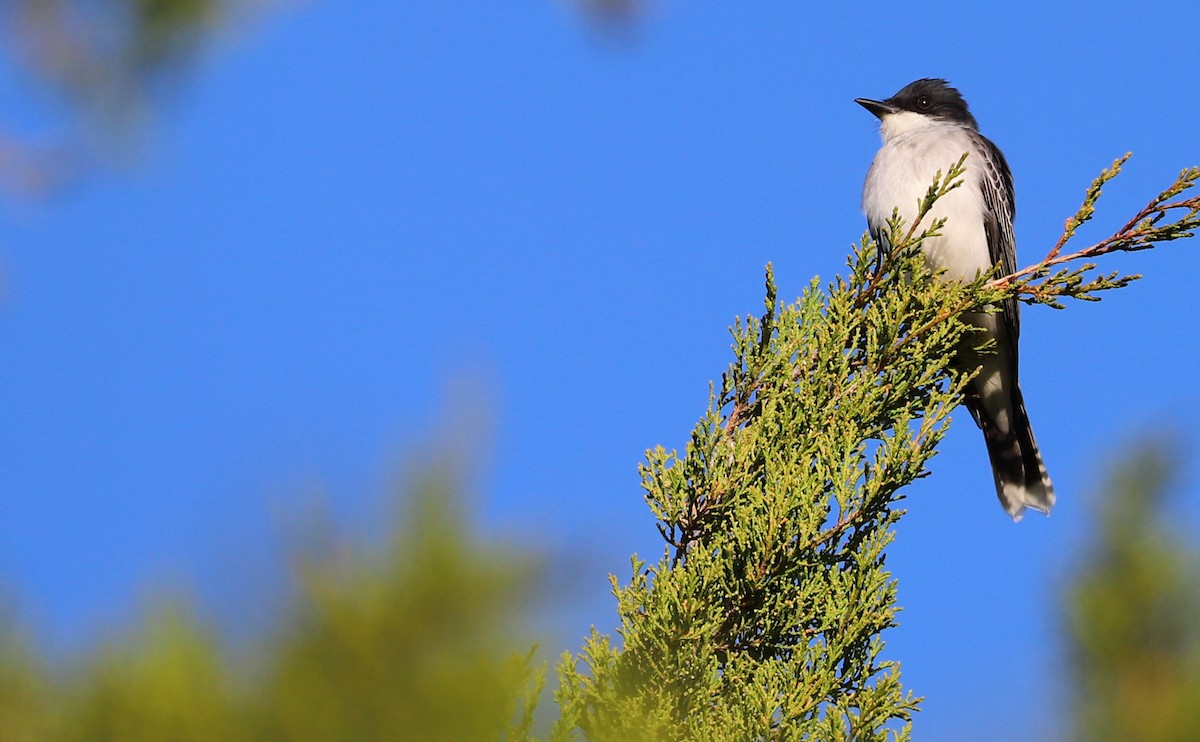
[0,158,1195,741]
[553,155,1200,741]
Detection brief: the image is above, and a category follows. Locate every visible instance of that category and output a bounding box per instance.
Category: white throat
[878,110,940,144]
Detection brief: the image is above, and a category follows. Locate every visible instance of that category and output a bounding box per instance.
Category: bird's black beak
[855,97,899,120]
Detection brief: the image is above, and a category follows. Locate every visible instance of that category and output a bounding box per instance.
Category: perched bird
[856,78,1054,520]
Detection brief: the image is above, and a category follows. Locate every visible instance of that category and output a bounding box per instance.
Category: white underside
[862,112,1053,519]
[862,113,993,282]
[862,114,1013,437]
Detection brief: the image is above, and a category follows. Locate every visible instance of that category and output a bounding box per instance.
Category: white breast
[862,114,991,280]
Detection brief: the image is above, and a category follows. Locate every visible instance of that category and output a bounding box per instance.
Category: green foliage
[259,475,543,742]
[0,156,1195,741]
[0,473,544,741]
[554,162,986,741]
[1003,156,1200,308]
[57,609,236,742]
[552,155,1200,741]
[1064,442,1200,742]
[0,621,52,742]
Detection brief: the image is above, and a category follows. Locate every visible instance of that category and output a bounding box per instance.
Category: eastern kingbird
[856,78,1054,520]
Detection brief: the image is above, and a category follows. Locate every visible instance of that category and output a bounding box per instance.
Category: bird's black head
[856,78,978,129]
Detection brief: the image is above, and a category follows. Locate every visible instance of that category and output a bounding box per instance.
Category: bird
[855,78,1054,520]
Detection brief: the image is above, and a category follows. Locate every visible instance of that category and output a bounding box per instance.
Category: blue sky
[2,2,1198,739]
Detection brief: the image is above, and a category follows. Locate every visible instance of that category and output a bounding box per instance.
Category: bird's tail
[981,385,1055,521]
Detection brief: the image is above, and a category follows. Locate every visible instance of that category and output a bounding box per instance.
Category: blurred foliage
[0,620,52,742]
[4,0,225,111]
[0,0,230,192]
[1064,441,1200,742]
[0,471,545,741]
[575,0,641,24]
[1,5,1197,739]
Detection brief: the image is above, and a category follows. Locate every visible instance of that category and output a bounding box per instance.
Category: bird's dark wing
[974,132,1019,360]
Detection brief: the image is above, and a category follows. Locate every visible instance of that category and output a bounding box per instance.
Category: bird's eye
[917,96,932,109]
